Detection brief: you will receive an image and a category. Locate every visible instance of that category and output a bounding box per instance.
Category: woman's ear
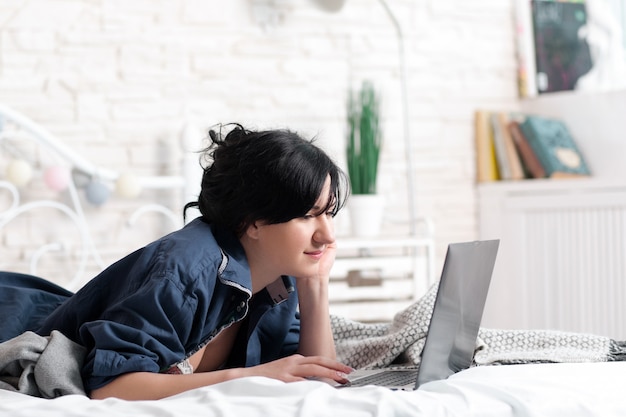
[244,221,261,240]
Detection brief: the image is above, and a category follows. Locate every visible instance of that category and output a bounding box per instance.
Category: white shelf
[331,256,415,278]
[337,236,435,250]
[328,277,414,302]
[330,300,414,323]
[328,234,435,322]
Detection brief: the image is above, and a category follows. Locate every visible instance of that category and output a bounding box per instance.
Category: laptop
[339,239,500,390]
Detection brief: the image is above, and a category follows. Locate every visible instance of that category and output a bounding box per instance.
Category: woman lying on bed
[0,124,354,400]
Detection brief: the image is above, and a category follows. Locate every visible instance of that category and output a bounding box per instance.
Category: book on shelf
[496,112,525,181]
[474,110,591,181]
[519,115,591,177]
[489,112,511,180]
[474,110,500,182]
[514,0,594,97]
[508,118,546,178]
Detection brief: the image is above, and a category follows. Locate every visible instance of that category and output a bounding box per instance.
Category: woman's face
[250,176,336,281]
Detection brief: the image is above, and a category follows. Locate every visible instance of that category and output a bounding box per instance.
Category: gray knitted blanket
[331,282,626,369]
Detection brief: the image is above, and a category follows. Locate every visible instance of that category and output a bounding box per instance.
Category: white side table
[329,232,435,322]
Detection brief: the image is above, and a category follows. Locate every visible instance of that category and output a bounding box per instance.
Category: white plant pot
[348,194,385,237]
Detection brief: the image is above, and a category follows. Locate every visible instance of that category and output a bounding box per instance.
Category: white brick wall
[1,0,521,280]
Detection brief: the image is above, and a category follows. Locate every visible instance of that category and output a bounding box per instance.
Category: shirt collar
[206,220,253,294]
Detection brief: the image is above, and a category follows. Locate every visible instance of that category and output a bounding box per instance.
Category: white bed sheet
[1,362,624,417]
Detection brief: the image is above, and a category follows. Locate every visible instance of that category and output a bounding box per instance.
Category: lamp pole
[376,0,418,236]
[309,0,419,235]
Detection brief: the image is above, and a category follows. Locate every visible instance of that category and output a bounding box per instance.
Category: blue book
[519,115,591,177]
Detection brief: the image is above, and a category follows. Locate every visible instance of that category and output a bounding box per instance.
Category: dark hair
[184,124,348,237]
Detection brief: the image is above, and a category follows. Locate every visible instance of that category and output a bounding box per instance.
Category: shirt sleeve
[79,276,197,392]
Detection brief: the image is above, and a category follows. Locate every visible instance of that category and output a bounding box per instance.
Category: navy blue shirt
[36,218,301,393]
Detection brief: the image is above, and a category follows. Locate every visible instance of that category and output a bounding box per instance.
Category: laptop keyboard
[348,370,417,387]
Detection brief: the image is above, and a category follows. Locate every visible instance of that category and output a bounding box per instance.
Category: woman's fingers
[249,355,353,383]
[290,357,351,383]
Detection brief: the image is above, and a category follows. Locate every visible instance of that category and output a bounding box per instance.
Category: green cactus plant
[346,81,382,195]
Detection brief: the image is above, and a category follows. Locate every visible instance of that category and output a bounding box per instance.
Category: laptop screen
[416,239,499,388]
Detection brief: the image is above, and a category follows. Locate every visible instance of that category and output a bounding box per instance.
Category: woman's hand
[242,354,352,384]
[316,240,337,282]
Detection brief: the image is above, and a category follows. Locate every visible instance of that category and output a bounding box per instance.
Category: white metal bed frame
[0,103,199,290]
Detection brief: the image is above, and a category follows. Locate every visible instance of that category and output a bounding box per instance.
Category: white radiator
[479,180,626,339]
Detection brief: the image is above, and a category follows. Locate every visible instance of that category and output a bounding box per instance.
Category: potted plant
[346,81,385,237]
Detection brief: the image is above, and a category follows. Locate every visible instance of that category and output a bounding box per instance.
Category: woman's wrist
[225,367,247,380]
[296,278,329,309]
